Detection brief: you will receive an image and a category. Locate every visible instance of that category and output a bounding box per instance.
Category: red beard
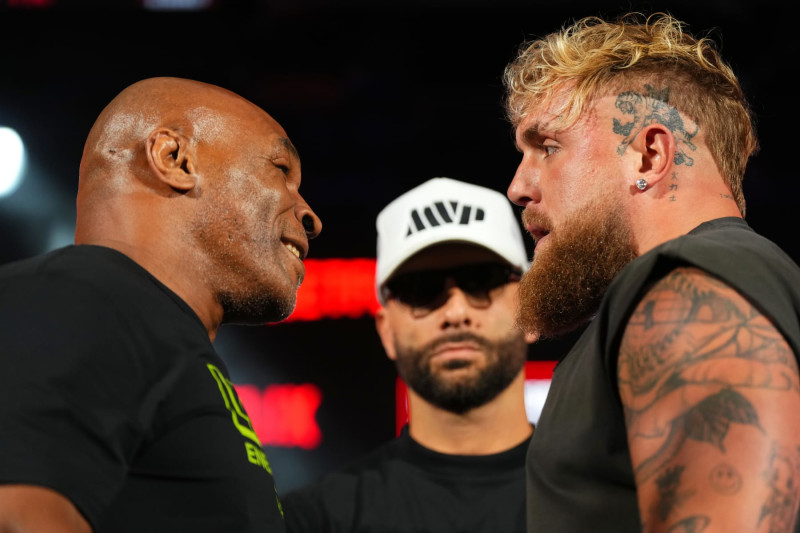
[516,199,638,339]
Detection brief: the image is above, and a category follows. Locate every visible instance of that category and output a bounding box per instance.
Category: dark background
[1,0,796,493]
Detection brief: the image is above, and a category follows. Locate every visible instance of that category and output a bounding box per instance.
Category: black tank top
[526,217,800,532]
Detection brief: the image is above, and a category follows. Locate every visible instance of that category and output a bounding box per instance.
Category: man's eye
[276,164,290,175]
[540,143,559,157]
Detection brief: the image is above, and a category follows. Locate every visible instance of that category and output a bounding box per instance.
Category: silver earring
[635,178,648,191]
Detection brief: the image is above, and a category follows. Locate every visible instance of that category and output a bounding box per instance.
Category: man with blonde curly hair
[505,12,800,532]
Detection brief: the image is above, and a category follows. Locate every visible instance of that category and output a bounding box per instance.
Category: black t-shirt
[526,218,800,532]
[282,426,530,533]
[0,245,285,532]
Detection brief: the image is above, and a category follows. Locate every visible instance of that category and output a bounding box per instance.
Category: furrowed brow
[279,137,300,162]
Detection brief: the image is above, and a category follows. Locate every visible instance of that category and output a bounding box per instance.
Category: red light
[525,360,557,379]
[236,383,322,449]
[395,377,409,437]
[8,0,55,7]
[281,258,380,322]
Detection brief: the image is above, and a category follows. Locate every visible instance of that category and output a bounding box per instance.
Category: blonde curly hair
[503,12,758,215]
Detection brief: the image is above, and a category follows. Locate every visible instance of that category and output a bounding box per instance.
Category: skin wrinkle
[93,112,156,177]
[193,170,297,322]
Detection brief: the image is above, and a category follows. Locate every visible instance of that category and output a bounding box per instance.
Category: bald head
[75,77,295,238]
[85,77,264,147]
[72,76,321,334]
[79,77,282,197]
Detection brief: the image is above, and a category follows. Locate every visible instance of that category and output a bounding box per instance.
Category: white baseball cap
[375,177,530,304]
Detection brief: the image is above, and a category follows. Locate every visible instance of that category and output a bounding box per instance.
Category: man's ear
[375,307,398,362]
[630,123,676,189]
[147,128,197,192]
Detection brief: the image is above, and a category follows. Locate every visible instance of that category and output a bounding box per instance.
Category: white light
[0,127,26,198]
[524,379,552,425]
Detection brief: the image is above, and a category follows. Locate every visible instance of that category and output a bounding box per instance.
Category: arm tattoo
[652,465,694,521]
[709,463,742,495]
[666,516,710,532]
[634,388,761,482]
[760,444,800,531]
[612,84,698,166]
[619,267,800,530]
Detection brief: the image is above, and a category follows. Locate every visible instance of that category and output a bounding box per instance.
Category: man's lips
[525,223,551,251]
[526,224,550,241]
[430,342,482,362]
[522,209,552,245]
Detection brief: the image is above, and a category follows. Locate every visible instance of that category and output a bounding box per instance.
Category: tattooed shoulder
[619,266,797,402]
[618,266,800,531]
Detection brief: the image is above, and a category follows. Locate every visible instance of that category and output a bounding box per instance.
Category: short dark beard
[219,290,297,325]
[394,331,527,415]
[517,200,638,339]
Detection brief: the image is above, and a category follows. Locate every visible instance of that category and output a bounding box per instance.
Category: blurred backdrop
[1,0,796,493]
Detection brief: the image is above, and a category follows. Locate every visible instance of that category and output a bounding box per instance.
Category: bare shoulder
[618,266,800,532]
[0,485,91,533]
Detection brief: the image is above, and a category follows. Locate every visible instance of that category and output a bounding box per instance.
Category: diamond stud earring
[635,178,648,191]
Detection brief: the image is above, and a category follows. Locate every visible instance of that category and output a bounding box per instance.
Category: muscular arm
[618,267,800,533]
[0,485,91,533]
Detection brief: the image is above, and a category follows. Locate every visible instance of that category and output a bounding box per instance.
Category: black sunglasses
[381,262,521,310]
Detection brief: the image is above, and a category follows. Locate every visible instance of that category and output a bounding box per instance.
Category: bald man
[0,77,321,533]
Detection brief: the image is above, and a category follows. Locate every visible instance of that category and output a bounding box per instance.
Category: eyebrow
[515,123,542,152]
[279,137,300,161]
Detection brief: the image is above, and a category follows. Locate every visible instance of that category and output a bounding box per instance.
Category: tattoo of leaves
[635,388,762,483]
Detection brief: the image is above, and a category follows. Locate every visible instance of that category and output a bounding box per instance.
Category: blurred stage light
[6,0,55,8]
[141,0,214,10]
[0,127,26,198]
[236,383,323,449]
[282,258,381,322]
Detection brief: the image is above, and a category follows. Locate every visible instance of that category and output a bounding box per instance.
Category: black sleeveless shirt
[526,218,800,532]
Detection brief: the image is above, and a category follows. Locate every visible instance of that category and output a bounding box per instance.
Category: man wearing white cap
[282,177,533,533]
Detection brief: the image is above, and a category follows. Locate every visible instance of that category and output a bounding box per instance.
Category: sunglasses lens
[385,263,520,309]
[386,271,445,308]
[456,264,516,303]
